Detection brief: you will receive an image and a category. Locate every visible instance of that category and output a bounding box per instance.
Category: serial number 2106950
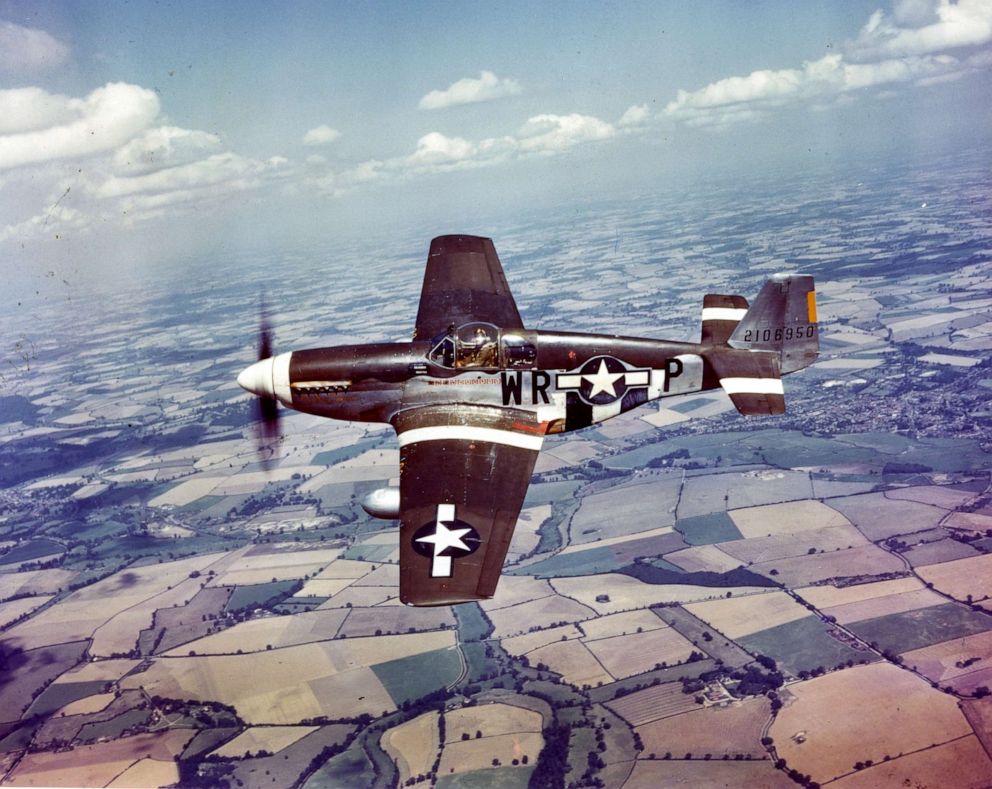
[742,324,817,342]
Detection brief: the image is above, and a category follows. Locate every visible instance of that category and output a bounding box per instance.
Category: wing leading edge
[414,235,524,340]
[393,405,544,605]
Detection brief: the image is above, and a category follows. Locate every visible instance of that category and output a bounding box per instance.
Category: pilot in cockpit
[458,326,498,368]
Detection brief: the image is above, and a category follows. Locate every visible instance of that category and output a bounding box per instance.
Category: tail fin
[701,294,748,344]
[728,275,818,373]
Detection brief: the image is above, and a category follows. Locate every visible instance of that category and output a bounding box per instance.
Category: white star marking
[416,504,472,577]
[582,360,625,398]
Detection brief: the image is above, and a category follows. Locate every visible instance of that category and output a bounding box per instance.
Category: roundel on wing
[411,517,482,560]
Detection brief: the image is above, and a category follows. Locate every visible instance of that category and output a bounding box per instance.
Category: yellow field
[729,500,850,538]
[124,631,454,723]
[830,736,992,789]
[57,693,115,716]
[500,624,583,657]
[918,554,992,601]
[486,594,597,639]
[382,711,439,784]
[510,505,550,557]
[664,544,743,573]
[6,730,192,787]
[91,575,205,657]
[821,587,945,624]
[885,485,976,509]
[527,639,612,687]
[901,630,992,684]
[579,609,665,640]
[211,726,318,757]
[317,585,396,608]
[106,757,180,788]
[0,596,52,628]
[437,704,542,775]
[481,576,556,611]
[771,663,972,781]
[5,554,224,650]
[946,511,992,532]
[148,475,222,507]
[314,558,375,579]
[438,735,543,775]
[550,574,761,614]
[445,704,542,743]
[296,578,356,597]
[636,697,772,757]
[208,547,344,586]
[624,759,793,788]
[53,658,141,684]
[796,577,926,609]
[0,568,75,598]
[556,525,675,555]
[684,591,810,639]
[586,627,695,679]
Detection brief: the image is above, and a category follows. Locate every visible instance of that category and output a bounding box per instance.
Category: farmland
[2,163,992,786]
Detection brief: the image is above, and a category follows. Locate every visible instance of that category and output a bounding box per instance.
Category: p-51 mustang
[238,235,818,606]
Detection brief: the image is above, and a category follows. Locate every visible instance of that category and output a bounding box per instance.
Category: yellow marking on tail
[807,291,818,323]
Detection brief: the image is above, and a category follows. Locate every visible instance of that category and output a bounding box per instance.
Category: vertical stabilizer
[728,275,818,373]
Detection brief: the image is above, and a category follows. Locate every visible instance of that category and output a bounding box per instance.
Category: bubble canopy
[427,322,536,370]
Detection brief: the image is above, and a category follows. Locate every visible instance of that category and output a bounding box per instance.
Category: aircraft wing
[392,405,544,605]
[414,235,524,339]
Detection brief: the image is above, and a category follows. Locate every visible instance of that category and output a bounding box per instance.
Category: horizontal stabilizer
[701,294,749,345]
[708,350,784,416]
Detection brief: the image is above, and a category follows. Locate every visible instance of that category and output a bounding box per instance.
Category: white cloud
[665,0,992,128]
[418,70,522,110]
[517,113,615,155]
[0,82,159,170]
[310,110,616,197]
[0,20,69,72]
[112,126,223,175]
[618,104,651,127]
[302,125,342,145]
[0,87,75,134]
[851,0,992,60]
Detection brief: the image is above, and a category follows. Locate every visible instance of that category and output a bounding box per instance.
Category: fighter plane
[237,235,818,606]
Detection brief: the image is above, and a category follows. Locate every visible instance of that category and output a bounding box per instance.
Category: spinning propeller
[237,303,282,467]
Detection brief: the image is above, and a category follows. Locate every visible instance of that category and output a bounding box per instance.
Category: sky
[0,0,990,299]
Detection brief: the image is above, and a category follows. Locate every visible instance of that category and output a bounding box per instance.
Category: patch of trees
[528,723,571,789]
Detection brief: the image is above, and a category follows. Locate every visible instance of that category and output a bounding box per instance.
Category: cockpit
[427,322,537,370]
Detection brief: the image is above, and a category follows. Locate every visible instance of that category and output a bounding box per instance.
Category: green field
[303,745,375,788]
[343,542,394,562]
[515,546,621,578]
[24,681,107,718]
[848,602,992,654]
[437,766,535,789]
[180,727,241,761]
[455,602,493,642]
[371,646,463,705]
[675,513,743,545]
[77,709,152,742]
[737,615,873,676]
[225,580,298,612]
[524,481,584,505]
[0,538,64,566]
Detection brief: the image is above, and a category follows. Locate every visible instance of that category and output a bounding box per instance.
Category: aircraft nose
[237,358,276,398]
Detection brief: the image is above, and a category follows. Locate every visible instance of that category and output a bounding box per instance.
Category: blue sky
[0,0,990,294]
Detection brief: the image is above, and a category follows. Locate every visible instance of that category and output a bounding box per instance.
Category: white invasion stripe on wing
[397,426,544,451]
[702,307,747,321]
[720,377,785,395]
